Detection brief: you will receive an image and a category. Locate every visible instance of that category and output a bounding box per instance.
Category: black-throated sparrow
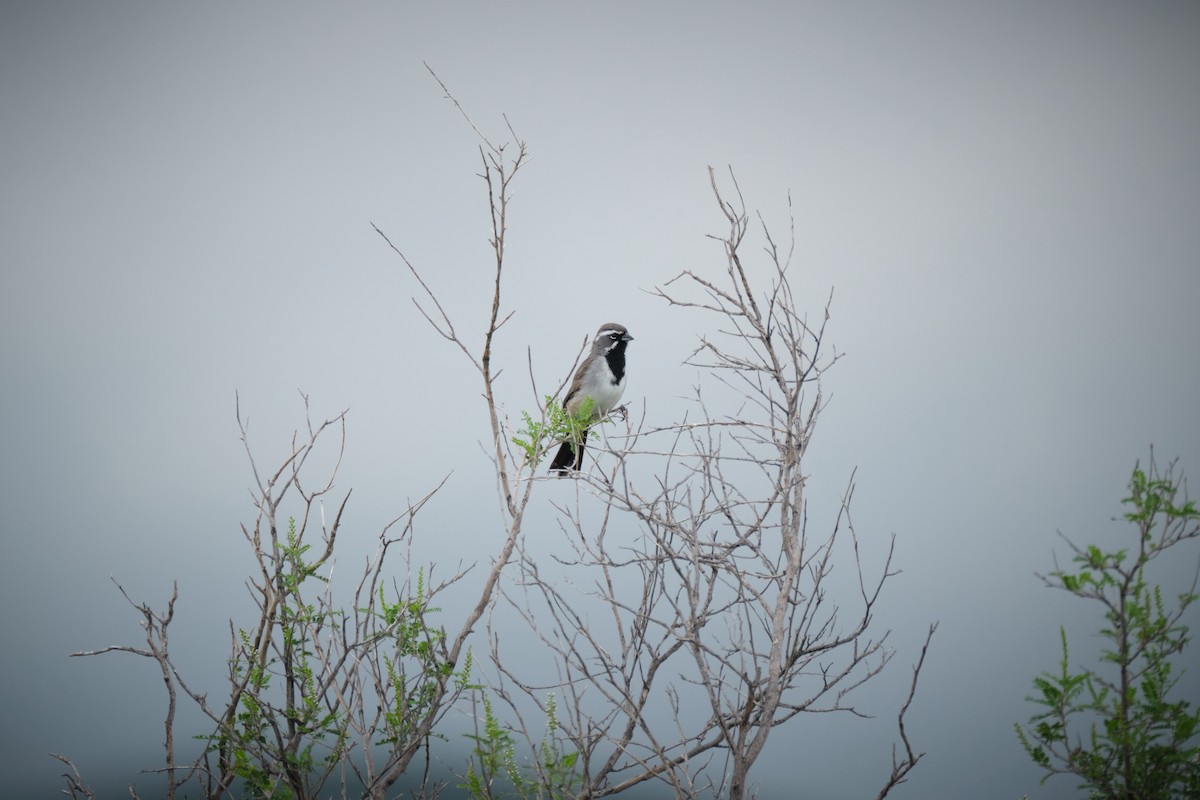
[548,323,634,475]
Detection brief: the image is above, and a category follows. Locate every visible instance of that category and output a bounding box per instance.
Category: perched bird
[549,323,634,475]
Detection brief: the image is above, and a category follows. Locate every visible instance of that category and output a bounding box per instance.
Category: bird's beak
[623,333,634,342]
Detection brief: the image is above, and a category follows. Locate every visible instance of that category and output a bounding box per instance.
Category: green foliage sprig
[210,517,348,799]
[1017,459,1200,799]
[205,522,468,799]
[512,396,596,466]
[461,693,580,800]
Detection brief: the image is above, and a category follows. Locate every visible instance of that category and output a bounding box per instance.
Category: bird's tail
[548,429,588,475]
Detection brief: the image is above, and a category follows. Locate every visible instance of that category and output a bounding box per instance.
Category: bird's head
[595,323,633,352]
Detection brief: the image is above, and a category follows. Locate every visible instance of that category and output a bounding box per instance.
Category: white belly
[570,360,627,419]
[589,374,626,416]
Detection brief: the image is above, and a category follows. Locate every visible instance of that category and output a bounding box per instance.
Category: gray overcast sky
[2,2,1199,797]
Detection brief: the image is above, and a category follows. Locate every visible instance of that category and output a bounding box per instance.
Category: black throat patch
[605,341,627,384]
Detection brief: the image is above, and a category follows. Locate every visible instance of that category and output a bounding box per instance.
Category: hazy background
[3,2,1199,797]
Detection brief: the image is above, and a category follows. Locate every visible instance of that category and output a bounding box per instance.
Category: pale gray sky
[2,2,1199,797]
